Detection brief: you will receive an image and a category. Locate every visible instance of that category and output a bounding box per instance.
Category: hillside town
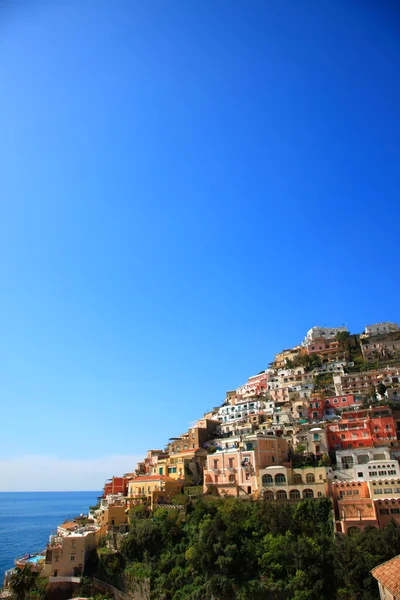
[3,322,400,599]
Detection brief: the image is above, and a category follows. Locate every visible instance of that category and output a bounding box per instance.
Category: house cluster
[94,321,400,537]
[5,321,400,589]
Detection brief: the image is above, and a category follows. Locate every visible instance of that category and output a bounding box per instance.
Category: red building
[103,475,133,497]
[326,406,396,452]
[308,394,362,422]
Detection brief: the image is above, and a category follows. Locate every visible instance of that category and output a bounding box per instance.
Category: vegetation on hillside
[93,497,400,600]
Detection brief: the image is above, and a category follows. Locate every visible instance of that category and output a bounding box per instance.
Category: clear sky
[0,0,399,491]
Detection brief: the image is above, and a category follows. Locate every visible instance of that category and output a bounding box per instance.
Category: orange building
[331,481,379,533]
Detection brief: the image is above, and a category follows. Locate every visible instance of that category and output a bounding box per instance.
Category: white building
[303,326,348,345]
[335,447,392,470]
[215,397,265,424]
[364,322,399,337]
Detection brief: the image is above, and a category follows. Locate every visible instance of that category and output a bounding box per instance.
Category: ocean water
[0,492,100,581]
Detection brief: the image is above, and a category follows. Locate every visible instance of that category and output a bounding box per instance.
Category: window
[342,398,347,402]
[71,556,75,561]
[391,508,400,514]
[306,473,315,483]
[384,488,393,494]
[388,470,397,475]
[229,474,235,482]
[358,472,363,478]
[275,473,286,484]
[303,489,314,498]
[375,490,383,495]
[380,509,390,515]
[262,474,273,486]
[353,490,359,495]
[289,489,300,499]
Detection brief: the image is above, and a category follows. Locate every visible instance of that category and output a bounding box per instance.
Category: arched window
[264,490,274,501]
[183,445,188,450]
[176,446,180,452]
[347,526,360,534]
[293,473,303,484]
[262,474,273,486]
[289,489,300,499]
[306,473,315,483]
[276,490,287,500]
[303,489,314,498]
[275,473,286,485]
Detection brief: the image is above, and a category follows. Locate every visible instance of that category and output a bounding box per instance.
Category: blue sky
[0,0,399,490]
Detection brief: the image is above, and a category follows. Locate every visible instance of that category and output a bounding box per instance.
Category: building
[361,338,400,363]
[203,433,288,497]
[371,555,400,600]
[333,368,400,397]
[273,347,304,369]
[95,497,128,536]
[364,322,399,337]
[331,480,378,533]
[306,338,347,364]
[128,475,183,507]
[103,475,133,497]
[236,372,269,397]
[159,447,207,484]
[334,447,394,471]
[42,525,98,579]
[308,394,362,422]
[167,419,220,454]
[303,326,348,345]
[259,466,330,501]
[326,406,396,452]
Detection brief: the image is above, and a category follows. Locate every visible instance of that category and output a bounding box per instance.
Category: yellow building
[128,475,183,507]
[42,526,98,579]
[273,346,305,369]
[96,502,128,536]
[258,466,330,501]
[158,448,207,484]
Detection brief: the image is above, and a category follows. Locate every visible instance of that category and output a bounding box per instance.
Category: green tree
[9,565,38,600]
[377,382,387,399]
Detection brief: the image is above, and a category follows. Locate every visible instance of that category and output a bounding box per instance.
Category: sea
[0,491,100,582]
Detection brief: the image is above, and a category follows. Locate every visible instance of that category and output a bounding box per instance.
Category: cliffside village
[4,322,400,597]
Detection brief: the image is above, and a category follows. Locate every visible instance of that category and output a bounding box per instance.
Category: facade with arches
[332,481,378,533]
[259,466,329,501]
[203,435,289,497]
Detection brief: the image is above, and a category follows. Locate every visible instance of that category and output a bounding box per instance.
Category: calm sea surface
[0,492,100,581]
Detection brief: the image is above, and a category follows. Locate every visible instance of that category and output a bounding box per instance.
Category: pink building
[203,434,288,497]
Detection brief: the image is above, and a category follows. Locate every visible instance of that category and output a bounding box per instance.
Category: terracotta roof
[371,555,400,598]
[129,475,178,483]
[58,521,78,530]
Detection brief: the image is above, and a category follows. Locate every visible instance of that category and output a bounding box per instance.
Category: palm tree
[9,565,38,600]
